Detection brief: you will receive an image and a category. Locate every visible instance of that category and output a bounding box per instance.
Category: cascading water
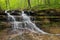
[21,11,60,35]
[5,10,19,31]
[21,11,48,34]
[5,10,48,34]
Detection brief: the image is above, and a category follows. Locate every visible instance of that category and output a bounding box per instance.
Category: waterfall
[5,10,48,34]
[5,10,19,31]
[21,11,48,34]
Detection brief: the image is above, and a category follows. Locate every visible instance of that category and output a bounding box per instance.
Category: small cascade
[5,10,48,34]
[21,11,48,34]
[5,10,19,31]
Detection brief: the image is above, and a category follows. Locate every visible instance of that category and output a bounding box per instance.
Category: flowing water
[21,11,48,34]
[5,10,19,31]
[5,10,48,34]
[4,10,60,40]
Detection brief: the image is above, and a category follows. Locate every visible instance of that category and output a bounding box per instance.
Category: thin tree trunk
[38,0,40,5]
[44,0,46,5]
[5,0,8,9]
[5,0,10,10]
[0,1,1,10]
[47,0,50,6]
[28,0,31,8]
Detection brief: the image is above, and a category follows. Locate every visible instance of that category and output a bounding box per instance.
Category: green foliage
[0,0,60,10]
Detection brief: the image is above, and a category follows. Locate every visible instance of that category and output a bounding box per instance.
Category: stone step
[0,21,42,28]
[0,15,60,18]
[0,11,60,16]
[0,15,60,22]
[1,13,60,16]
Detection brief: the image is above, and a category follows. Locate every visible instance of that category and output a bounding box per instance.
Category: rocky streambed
[11,33,60,40]
[0,28,60,40]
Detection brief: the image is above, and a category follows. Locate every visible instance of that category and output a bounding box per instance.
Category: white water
[5,10,48,34]
[5,10,16,21]
[21,11,48,34]
[5,10,60,36]
[5,10,19,31]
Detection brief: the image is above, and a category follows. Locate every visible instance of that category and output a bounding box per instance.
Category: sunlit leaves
[0,0,60,10]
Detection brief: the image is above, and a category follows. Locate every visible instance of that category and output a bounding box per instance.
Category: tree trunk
[28,0,31,8]
[5,0,10,9]
[47,0,50,5]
